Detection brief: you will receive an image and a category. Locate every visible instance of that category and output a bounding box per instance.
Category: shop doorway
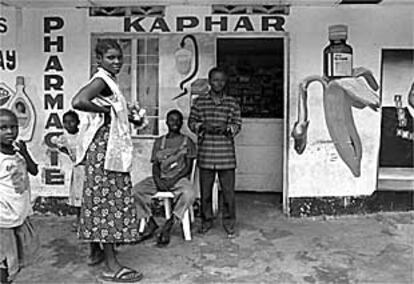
[375,49,414,210]
[217,37,286,192]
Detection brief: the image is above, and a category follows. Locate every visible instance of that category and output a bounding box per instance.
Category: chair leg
[212,176,219,216]
[163,198,172,220]
[139,218,146,234]
[189,205,194,223]
[182,209,192,241]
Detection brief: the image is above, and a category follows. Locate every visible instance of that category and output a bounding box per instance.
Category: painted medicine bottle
[323,24,353,80]
[10,76,36,141]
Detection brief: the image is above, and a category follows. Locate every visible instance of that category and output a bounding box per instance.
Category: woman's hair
[63,110,80,124]
[95,38,122,57]
[166,109,183,122]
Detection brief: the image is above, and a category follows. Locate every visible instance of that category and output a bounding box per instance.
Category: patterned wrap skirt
[78,125,139,243]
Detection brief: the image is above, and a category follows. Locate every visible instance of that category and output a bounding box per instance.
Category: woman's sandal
[99,267,143,283]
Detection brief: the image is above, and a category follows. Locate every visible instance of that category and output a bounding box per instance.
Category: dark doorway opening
[217,38,284,119]
[216,37,286,198]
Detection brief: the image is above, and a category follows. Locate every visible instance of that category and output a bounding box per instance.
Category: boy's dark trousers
[199,168,236,231]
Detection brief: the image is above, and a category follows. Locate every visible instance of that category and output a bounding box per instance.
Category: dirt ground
[13,193,414,284]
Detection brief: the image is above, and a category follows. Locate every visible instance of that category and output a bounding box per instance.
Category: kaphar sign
[124,15,285,33]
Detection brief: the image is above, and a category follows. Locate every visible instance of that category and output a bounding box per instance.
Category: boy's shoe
[224,226,236,239]
[156,217,175,247]
[198,220,213,234]
[226,232,236,239]
[137,217,159,243]
[156,232,170,247]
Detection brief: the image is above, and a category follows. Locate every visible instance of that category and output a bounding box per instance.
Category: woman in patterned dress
[72,39,143,282]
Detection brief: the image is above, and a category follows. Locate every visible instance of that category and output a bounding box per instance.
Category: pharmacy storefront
[1,0,413,216]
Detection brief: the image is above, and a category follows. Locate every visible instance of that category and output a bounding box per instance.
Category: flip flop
[99,267,143,283]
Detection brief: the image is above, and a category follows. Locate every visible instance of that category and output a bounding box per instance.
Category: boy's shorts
[0,218,39,282]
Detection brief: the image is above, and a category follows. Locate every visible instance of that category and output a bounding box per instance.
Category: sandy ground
[13,193,414,284]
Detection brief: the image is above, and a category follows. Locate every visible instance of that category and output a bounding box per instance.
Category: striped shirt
[188,93,241,169]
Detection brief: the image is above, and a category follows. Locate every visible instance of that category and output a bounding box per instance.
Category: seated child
[0,108,39,283]
[54,110,84,229]
[133,109,196,247]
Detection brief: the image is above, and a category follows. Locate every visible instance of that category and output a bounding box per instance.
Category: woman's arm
[72,77,111,114]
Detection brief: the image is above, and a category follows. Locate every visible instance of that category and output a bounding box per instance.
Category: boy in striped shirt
[188,67,242,239]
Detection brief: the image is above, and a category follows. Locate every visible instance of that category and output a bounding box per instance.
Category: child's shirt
[54,131,85,207]
[0,151,32,228]
[54,132,81,162]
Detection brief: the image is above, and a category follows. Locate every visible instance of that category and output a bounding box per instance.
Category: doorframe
[282,34,290,216]
[214,32,290,214]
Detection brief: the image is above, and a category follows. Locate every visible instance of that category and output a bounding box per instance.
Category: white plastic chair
[212,174,220,216]
[192,165,220,216]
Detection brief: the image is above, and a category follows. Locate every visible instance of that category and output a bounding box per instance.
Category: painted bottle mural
[7,76,36,141]
[323,24,353,79]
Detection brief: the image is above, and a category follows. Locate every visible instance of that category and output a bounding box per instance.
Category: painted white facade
[286,7,413,198]
[0,3,413,205]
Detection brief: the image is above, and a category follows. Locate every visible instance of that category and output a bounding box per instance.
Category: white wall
[1,7,90,197]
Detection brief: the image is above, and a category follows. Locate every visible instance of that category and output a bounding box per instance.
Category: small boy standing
[0,108,39,283]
